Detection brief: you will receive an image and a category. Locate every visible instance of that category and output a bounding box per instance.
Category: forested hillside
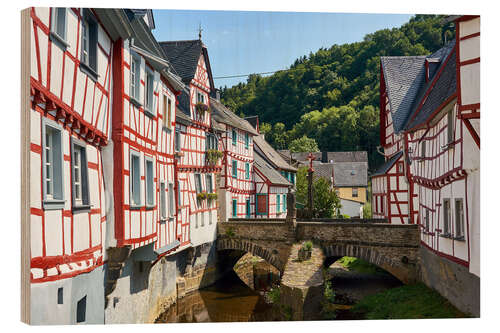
[220,15,454,170]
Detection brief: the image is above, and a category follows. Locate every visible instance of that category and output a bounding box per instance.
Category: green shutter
[233,199,237,217]
[277,195,281,213]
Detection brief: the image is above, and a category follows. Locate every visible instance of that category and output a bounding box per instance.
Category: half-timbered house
[373,16,480,315]
[159,39,221,248]
[28,7,134,324]
[210,97,259,220]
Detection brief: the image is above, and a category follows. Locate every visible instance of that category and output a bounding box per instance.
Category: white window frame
[42,118,65,210]
[130,150,142,208]
[79,9,98,76]
[194,173,202,194]
[50,8,69,48]
[352,188,358,197]
[206,174,213,193]
[130,52,141,103]
[71,138,90,211]
[144,67,155,116]
[443,198,451,236]
[454,198,465,239]
[160,181,167,220]
[145,156,155,208]
[168,183,175,218]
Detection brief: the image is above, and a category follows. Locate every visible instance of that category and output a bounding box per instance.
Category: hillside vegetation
[220,15,454,169]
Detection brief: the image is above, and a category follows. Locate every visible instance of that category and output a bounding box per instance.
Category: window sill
[43,199,66,211]
[441,143,455,151]
[144,109,156,119]
[79,62,99,82]
[130,97,142,108]
[453,236,465,241]
[129,205,143,210]
[49,32,69,50]
[145,205,156,211]
[440,233,452,239]
[163,126,172,133]
[72,204,92,214]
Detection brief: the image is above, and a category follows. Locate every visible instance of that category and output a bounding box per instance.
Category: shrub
[362,202,372,218]
[302,240,313,251]
[225,227,235,238]
[206,149,223,165]
[268,287,281,304]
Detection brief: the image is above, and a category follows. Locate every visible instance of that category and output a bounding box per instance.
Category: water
[155,271,280,323]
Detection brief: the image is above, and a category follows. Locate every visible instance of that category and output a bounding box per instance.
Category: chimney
[215,88,221,101]
[322,151,328,163]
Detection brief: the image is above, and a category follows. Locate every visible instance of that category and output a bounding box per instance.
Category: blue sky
[152,10,413,88]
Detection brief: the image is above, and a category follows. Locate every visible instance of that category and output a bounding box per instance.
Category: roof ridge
[158,39,201,45]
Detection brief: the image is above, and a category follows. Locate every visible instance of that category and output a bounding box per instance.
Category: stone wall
[104,241,220,324]
[419,246,480,317]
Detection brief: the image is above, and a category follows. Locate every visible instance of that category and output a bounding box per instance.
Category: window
[168,183,175,218]
[443,199,451,236]
[277,195,281,213]
[76,295,86,323]
[291,173,296,185]
[160,182,166,220]
[50,8,67,46]
[232,129,237,146]
[245,163,250,180]
[352,188,358,197]
[145,157,154,207]
[130,151,141,207]
[197,91,205,104]
[232,199,237,218]
[206,133,217,150]
[447,108,454,144]
[145,69,155,115]
[246,199,251,218]
[80,10,98,75]
[130,53,141,102]
[163,95,172,129]
[398,162,404,174]
[245,133,249,149]
[177,180,181,207]
[425,209,430,231]
[175,126,181,152]
[206,174,213,193]
[194,174,202,194]
[283,194,287,212]
[256,194,267,215]
[43,120,64,210]
[455,199,465,239]
[232,160,238,178]
[71,140,90,210]
[57,288,63,305]
[421,141,426,159]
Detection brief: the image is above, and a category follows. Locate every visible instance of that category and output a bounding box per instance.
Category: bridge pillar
[280,243,325,321]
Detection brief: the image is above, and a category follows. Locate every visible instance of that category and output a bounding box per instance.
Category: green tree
[295,167,341,218]
[289,135,320,153]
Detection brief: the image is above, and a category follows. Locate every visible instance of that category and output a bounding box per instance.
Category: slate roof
[159,40,204,83]
[253,153,291,186]
[210,98,259,136]
[125,9,155,29]
[325,151,368,163]
[371,151,403,177]
[313,163,334,183]
[176,87,191,117]
[405,44,456,130]
[380,55,427,133]
[291,152,322,163]
[253,135,297,172]
[333,162,368,187]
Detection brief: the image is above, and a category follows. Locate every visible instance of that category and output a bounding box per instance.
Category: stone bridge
[217,218,420,320]
[217,218,420,283]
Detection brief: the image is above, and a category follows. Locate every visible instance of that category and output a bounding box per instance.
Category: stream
[155,256,402,323]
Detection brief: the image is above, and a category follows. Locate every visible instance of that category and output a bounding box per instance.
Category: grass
[337,256,390,275]
[351,283,467,319]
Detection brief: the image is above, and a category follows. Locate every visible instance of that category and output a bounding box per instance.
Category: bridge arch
[321,243,414,284]
[216,238,285,273]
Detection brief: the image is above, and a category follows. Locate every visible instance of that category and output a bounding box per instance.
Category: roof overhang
[94,8,133,41]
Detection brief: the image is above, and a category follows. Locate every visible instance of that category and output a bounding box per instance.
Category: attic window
[426,58,440,82]
[350,170,356,175]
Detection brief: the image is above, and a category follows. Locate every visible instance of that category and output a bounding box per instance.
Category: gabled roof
[253,153,291,186]
[380,56,427,133]
[125,9,155,29]
[333,162,368,187]
[210,98,259,136]
[371,151,403,177]
[159,40,215,91]
[290,152,322,163]
[253,135,297,172]
[405,43,457,130]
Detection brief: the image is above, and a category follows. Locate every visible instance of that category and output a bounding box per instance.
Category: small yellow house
[313,161,368,217]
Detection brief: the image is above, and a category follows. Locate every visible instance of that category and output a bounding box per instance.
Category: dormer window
[425,58,440,82]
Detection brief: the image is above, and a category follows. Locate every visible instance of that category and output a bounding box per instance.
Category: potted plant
[207,192,218,203]
[196,192,208,202]
[195,102,210,118]
[298,241,313,261]
[206,149,223,165]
